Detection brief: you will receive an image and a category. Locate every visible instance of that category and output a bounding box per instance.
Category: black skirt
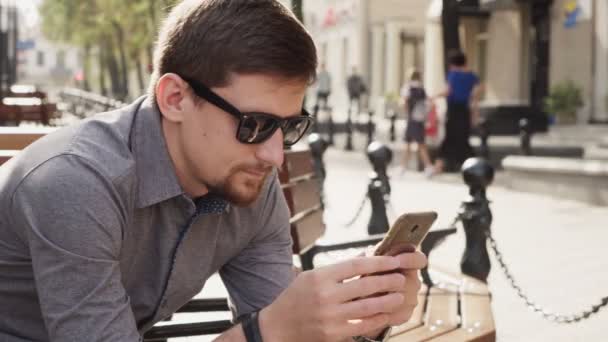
[438,101,474,168]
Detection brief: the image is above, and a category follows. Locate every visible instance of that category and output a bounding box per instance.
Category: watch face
[354,327,392,342]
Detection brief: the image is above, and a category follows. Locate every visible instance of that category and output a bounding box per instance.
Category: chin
[224,179,266,207]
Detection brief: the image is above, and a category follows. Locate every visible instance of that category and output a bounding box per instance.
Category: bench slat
[390,285,428,336]
[430,277,495,342]
[279,148,314,183]
[283,178,321,216]
[0,150,19,166]
[0,128,54,150]
[290,208,325,254]
[389,285,460,341]
[430,294,495,342]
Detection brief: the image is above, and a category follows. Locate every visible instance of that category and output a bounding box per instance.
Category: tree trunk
[135,53,145,95]
[147,0,158,29]
[113,21,130,100]
[83,44,91,91]
[104,39,122,98]
[146,43,154,75]
[98,45,107,96]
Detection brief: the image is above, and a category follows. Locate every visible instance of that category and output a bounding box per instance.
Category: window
[37,51,44,66]
[56,50,66,69]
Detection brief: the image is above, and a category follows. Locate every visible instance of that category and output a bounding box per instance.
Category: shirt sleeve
[10,155,141,342]
[219,174,293,319]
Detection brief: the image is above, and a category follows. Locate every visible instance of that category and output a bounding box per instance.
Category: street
[167,146,608,341]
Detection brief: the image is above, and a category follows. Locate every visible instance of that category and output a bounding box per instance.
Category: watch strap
[241,311,263,342]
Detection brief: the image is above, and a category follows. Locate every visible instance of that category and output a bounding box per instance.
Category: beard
[206,164,273,207]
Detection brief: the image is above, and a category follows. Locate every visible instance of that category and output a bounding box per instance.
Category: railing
[58,88,127,118]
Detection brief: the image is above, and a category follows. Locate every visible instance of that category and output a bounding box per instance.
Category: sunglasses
[181,76,312,146]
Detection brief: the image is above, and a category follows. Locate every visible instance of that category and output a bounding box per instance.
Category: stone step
[501,156,608,206]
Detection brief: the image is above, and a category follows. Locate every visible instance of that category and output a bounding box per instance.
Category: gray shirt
[0,97,293,342]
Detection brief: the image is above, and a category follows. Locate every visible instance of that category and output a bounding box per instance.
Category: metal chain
[341,193,369,228]
[486,231,608,323]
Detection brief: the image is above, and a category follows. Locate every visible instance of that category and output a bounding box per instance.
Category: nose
[255,128,284,168]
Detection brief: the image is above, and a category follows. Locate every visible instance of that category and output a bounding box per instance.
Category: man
[346,66,367,115]
[315,63,332,110]
[0,1,426,341]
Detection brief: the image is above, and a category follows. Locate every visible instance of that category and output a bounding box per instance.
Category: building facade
[17,23,83,90]
[303,0,429,119]
[427,0,608,124]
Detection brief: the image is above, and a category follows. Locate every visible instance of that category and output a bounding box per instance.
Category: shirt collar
[131,97,184,208]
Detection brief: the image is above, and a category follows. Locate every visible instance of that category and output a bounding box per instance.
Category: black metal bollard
[311,104,320,134]
[366,142,393,235]
[478,118,490,159]
[327,108,335,146]
[308,133,328,206]
[459,157,494,282]
[367,176,390,234]
[367,110,375,146]
[519,118,532,156]
[389,110,397,142]
[345,107,354,151]
[366,141,393,196]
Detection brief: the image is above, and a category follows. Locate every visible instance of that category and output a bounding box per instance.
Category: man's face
[171,74,307,206]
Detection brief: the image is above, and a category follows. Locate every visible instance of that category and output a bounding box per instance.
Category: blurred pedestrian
[346,66,367,115]
[400,69,433,176]
[315,63,332,110]
[432,50,483,174]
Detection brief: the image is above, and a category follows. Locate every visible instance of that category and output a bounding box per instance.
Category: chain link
[486,231,608,323]
[341,192,369,228]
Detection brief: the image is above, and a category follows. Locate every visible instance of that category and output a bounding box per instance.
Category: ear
[156,73,190,123]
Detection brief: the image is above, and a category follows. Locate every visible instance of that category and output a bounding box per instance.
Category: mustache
[234,163,273,174]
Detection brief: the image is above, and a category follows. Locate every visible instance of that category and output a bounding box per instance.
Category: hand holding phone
[373,211,438,256]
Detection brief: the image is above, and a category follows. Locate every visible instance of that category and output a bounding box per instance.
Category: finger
[336,292,404,320]
[387,304,418,326]
[382,243,416,256]
[317,256,400,282]
[394,251,427,270]
[342,313,391,338]
[334,272,406,303]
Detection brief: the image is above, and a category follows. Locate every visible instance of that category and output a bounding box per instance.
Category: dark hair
[448,50,467,67]
[409,70,421,81]
[149,0,318,102]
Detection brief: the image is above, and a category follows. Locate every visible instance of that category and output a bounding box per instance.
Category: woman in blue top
[432,50,483,174]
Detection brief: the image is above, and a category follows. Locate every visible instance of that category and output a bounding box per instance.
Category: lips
[242,168,269,178]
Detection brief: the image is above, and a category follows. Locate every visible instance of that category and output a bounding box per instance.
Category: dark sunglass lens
[238,115,279,143]
[283,117,310,145]
[238,116,259,143]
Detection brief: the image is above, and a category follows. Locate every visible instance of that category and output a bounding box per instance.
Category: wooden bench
[0,97,58,126]
[388,268,495,342]
[0,127,56,167]
[0,134,495,341]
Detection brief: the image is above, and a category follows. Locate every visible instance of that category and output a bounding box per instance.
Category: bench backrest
[0,127,54,150]
[278,147,325,254]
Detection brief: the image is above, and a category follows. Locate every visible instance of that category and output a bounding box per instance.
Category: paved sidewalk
[168,147,608,341]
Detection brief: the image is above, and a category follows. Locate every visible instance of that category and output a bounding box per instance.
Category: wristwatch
[353,327,392,342]
[241,310,264,342]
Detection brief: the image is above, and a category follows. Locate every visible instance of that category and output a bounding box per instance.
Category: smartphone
[373,211,438,256]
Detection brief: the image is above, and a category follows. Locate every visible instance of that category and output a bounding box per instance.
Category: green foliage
[544,80,584,121]
[39,0,179,98]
